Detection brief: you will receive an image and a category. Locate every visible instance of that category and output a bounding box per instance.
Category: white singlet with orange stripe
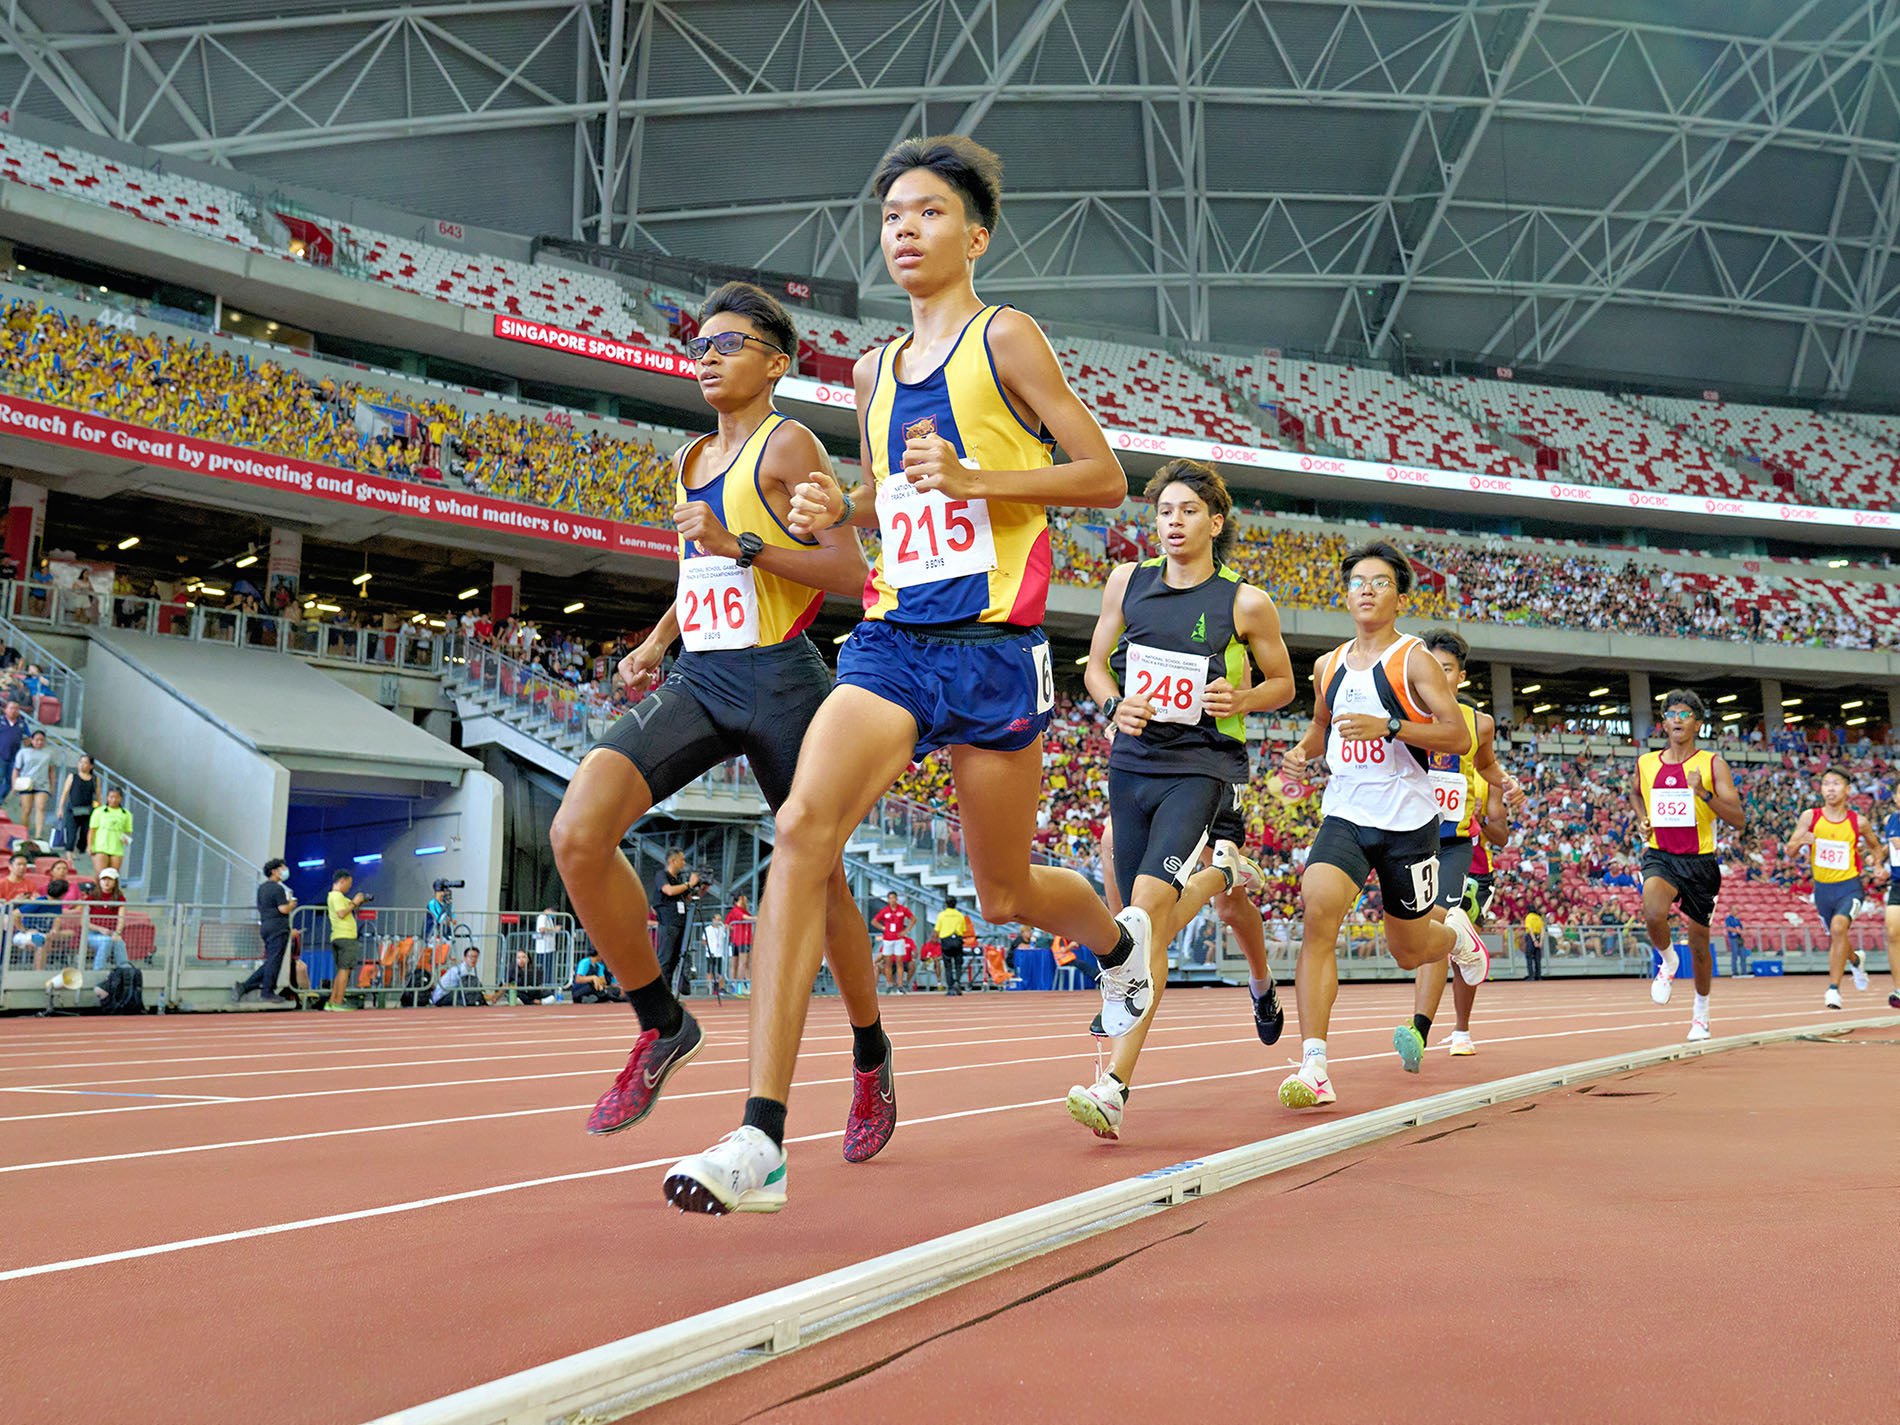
[1319,634,1439,833]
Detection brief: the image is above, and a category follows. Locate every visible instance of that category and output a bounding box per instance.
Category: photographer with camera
[652,849,703,996]
[324,868,371,1013]
[426,879,464,942]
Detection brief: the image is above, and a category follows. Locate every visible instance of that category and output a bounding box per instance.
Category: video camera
[432,879,466,893]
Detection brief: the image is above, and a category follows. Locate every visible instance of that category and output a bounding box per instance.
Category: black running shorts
[1307,815,1442,921]
[1107,765,1226,905]
[592,636,830,809]
[1640,848,1722,928]
[1435,837,1474,909]
[1208,780,1247,847]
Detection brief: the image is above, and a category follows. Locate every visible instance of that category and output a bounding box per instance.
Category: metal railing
[0,609,85,729]
[447,637,606,748]
[0,898,174,988]
[1,581,448,674]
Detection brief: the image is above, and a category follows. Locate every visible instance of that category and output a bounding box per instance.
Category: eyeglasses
[1662,709,1697,720]
[1346,575,1396,592]
[684,331,787,360]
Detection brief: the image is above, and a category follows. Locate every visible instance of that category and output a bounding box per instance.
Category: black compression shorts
[1107,765,1226,905]
[592,635,830,808]
[1435,838,1474,909]
[1640,848,1722,928]
[1307,816,1443,921]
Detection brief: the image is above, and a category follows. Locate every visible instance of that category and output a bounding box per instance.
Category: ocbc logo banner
[1117,432,1169,453]
[1625,491,1667,508]
[1300,455,1345,474]
[1384,465,1429,484]
[1549,484,1592,501]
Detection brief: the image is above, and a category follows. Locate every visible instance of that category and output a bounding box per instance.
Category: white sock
[1302,1037,1327,1062]
[1249,976,1271,998]
[1451,1028,1471,1040]
[1693,993,1710,1018]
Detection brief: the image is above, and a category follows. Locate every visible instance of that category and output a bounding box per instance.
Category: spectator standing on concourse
[87,787,133,873]
[12,729,53,842]
[324,869,369,1013]
[234,858,297,1004]
[0,700,29,808]
[53,751,98,855]
[1724,910,1748,978]
[651,849,699,995]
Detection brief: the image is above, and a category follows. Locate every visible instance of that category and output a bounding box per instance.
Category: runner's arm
[1083,563,1134,709]
[1784,809,1815,855]
[787,353,881,534]
[1628,766,1650,840]
[752,421,871,597]
[925,308,1126,509]
[1229,586,1295,715]
[1280,657,1331,775]
[1707,754,1745,830]
[1382,641,1472,755]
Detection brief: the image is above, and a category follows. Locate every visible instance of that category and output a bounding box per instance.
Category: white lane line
[0,1004,1833,1186]
[0,1089,242,1103]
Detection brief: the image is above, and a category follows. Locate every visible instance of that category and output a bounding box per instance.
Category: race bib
[1813,837,1852,873]
[677,556,759,652]
[1649,787,1695,829]
[1125,643,1206,725]
[1430,770,1468,825]
[1888,835,1900,869]
[876,475,997,589]
[1031,640,1055,714]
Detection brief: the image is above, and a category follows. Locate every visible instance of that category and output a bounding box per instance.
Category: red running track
[0,977,1872,1423]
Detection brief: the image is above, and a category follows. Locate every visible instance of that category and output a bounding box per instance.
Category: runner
[548,281,896,1164]
[1276,541,1490,1110]
[1066,458,1295,1139]
[1394,629,1521,1069]
[1784,766,1884,1010]
[723,893,754,996]
[1630,689,1745,1041]
[1884,778,1900,1010]
[663,135,1135,1215]
[872,891,916,994]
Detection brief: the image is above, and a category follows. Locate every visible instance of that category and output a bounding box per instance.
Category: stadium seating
[1635,396,1900,510]
[1421,377,1767,500]
[1262,356,1532,476]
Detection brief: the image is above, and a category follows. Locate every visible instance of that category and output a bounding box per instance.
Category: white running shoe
[1095,907,1153,1038]
[1278,1058,1337,1109]
[662,1126,787,1215]
[1686,1018,1711,1042]
[1066,1071,1127,1140]
[1448,1031,1477,1056]
[1445,906,1489,986]
[1850,949,1869,993]
[1825,986,1843,1011]
[1651,947,1679,1005]
[1213,838,1265,894]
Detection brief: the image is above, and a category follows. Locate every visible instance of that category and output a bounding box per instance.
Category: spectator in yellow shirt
[934,901,974,996]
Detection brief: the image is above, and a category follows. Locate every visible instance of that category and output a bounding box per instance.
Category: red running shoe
[842,1034,895,1163]
[586,1010,703,1135]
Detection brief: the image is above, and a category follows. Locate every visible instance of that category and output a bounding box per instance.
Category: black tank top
[67,770,96,813]
[1108,559,1250,781]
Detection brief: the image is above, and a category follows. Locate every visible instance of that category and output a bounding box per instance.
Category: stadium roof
[6,1,1900,398]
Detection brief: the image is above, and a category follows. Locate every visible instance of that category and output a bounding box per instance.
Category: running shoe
[1392,1022,1425,1073]
[1252,981,1285,1046]
[1890,991,1900,1010]
[1825,986,1843,1011]
[1278,1058,1336,1109]
[585,1009,704,1136]
[1651,947,1679,1005]
[1095,907,1153,1038]
[1088,1010,1107,1039]
[1686,1018,1711,1042]
[1445,906,1489,986]
[322,1002,356,1012]
[842,1035,895,1163]
[1213,839,1264,894]
[1448,1031,1477,1057]
[1066,1070,1127,1140]
[1850,949,1869,994]
[663,1127,787,1215]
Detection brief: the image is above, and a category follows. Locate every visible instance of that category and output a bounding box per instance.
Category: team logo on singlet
[1192,612,1207,645]
[903,415,938,441]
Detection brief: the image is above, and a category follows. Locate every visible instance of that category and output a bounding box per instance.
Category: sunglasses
[684,331,787,360]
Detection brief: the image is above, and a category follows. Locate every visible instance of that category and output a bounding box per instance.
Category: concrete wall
[79,638,289,866]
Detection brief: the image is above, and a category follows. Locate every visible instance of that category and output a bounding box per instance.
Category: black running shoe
[1253,981,1286,1046]
[1089,1010,1106,1039]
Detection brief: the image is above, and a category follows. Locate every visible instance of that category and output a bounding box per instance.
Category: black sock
[1095,922,1135,970]
[743,1095,787,1148]
[852,1018,888,1072]
[1413,1012,1433,1042]
[1108,1070,1127,1100]
[628,975,682,1037]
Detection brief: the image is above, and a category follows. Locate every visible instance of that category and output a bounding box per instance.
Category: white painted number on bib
[1430,770,1467,825]
[1031,641,1055,714]
[677,556,759,652]
[1649,788,1695,829]
[1813,837,1852,872]
[877,477,997,589]
[1125,643,1206,726]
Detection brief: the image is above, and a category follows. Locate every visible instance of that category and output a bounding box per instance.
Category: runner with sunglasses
[551,281,897,1164]
[1631,689,1744,1040]
[663,136,1135,1215]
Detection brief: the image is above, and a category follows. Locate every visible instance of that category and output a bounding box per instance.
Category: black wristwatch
[1384,715,1403,741]
[1103,696,1122,722]
[734,532,765,569]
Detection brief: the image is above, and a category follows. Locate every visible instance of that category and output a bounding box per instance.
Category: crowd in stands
[0,298,676,525]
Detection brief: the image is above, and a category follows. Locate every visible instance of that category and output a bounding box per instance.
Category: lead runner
[663,136,1137,1214]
